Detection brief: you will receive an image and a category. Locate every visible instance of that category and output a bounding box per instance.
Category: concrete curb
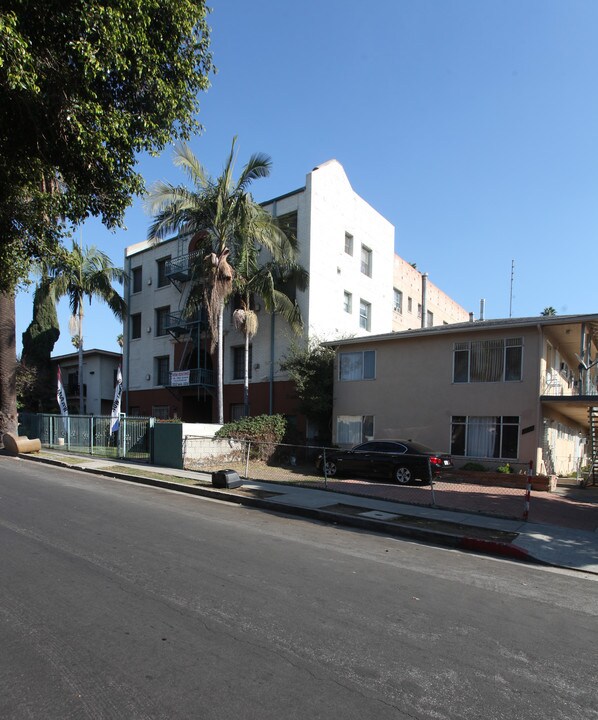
[19,452,538,565]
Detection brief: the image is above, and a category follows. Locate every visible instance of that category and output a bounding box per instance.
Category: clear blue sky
[15,0,598,357]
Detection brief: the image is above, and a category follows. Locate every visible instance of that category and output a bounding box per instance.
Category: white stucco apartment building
[123,159,469,434]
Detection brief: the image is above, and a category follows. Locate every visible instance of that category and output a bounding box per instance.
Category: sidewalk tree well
[0,1,214,436]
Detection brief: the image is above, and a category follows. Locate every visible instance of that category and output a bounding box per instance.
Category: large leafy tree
[147,139,295,424]
[49,242,126,413]
[19,268,61,412]
[0,1,213,436]
[280,340,335,441]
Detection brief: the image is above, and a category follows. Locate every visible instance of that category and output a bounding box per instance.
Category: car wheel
[394,466,412,484]
[323,460,338,477]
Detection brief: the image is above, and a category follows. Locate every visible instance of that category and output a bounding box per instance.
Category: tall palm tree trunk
[244,327,250,417]
[217,308,224,424]
[0,291,18,437]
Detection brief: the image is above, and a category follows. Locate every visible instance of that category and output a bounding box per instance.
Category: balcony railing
[541,373,598,397]
[167,367,214,388]
[164,250,202,282]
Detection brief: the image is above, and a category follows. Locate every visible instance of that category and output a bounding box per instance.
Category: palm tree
[49,242,126,413]
[541,307,557,316]
[147,138,292,424]
[232,225,308,416]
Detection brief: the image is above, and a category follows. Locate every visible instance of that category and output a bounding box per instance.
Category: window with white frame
[232,345,252,381]
[451,415,519,459]
[453,337,523,383]
[360,245,372,277]
[343,291,352,313]
[417,303,422,319]
[359,299,371,331]
[336,415,374,445]
[393,288,403,313]
[155,356,170,385]
[132,266,142,293]
[156,306,170,336]
[426,310,434,327]
[152,405,170,419]
[157,256,171,288]
[408,297,413,313]
[339,351,376,381]
[345,232,354,256]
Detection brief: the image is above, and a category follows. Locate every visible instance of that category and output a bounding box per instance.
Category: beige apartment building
[329,314,598,476]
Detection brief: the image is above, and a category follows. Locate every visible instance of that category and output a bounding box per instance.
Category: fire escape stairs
[587,406,598,486]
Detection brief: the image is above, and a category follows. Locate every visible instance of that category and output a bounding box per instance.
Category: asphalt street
[1,457,597,719]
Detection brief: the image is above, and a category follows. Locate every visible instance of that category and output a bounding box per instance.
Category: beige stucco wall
[332,326,543,465]
[392,256,470,331]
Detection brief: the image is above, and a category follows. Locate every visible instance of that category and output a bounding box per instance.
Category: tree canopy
[0,0,214,289]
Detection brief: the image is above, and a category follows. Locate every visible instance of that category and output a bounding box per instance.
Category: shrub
[496,463,512,474]
[215,414,287,462]
[462,462,488,472]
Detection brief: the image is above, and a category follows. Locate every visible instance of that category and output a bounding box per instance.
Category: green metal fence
[18,413,153,463]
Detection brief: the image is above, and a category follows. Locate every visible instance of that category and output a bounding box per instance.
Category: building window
[155,356,170,385]
[343,291,352,314]
[360,245,372,277]
[131,313,141,339]
[417,303,422,319]
[132,266,142,293]
[152,405,170,419]
[345,232,353,256]
[426,310,434,327]
[232,345,252,381]
[408,297,413,313]
[359,299,371,331]
[453,338,523,383]
[230,403,247,420]
[393,288,403,314]
[156,306,170,336]
[129,406,141,416]
[451,416,519,459]
[339,351,376,381]
[157,257,170,288]
[337,415,374,445]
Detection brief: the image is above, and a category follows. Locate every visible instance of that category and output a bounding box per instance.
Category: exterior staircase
[586,406,598,486]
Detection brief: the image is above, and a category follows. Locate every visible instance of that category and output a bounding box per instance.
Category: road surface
[1,456,596,719]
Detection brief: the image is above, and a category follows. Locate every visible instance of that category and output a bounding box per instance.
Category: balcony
[541,372,598,397]
[164,309,209,338]
[165,250,202,282]
[167,367,215,388]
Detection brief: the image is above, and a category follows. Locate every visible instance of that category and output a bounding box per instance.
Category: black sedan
[316,439,453,484]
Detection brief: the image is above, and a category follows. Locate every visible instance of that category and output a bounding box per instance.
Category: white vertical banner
[56,366,69,416]
[110,365,123,433]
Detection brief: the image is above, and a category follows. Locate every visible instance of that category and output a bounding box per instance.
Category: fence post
[323,448,327,489]
[245,441,251,480]
[90,416,94,455]
[523,460,533,521]
[428,458,436,506]
[67,417,71,451]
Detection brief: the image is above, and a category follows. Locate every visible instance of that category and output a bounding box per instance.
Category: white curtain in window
[337,416,362,444]
[340,353,362,381]
[466,416,497,457]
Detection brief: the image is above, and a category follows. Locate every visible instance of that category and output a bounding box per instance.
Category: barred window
[453,338,523,383]
[451,416,519,459]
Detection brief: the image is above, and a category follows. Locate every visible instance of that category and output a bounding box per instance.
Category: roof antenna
[509,260,515,318]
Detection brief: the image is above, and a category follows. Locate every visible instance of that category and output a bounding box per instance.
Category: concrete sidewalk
[19,450,598,576]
